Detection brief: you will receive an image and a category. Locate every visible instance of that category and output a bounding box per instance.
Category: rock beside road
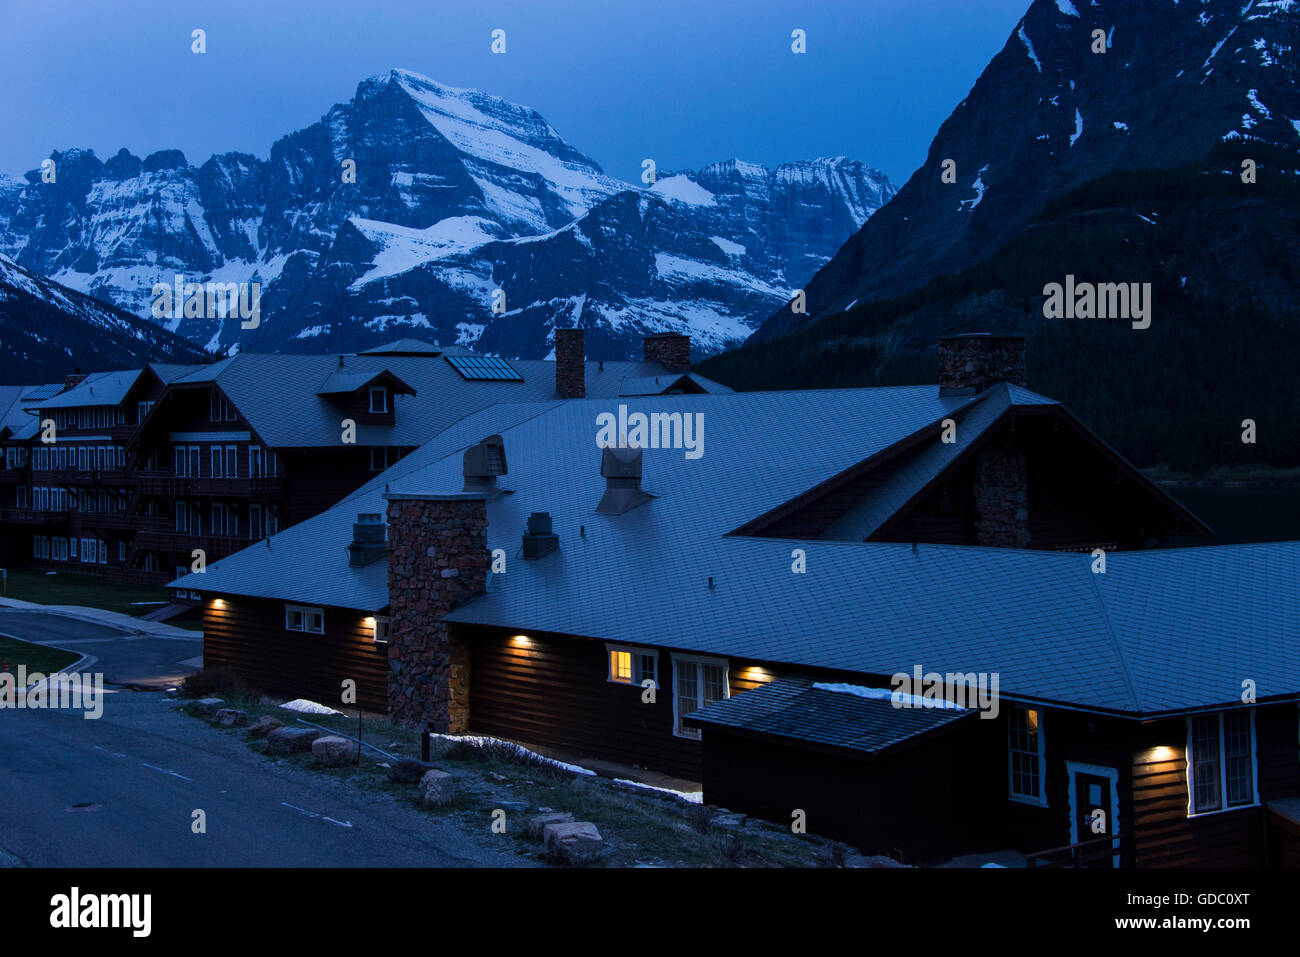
[417,769,455,806]
[543,821,604,865]
[528,811,575,839]
[214,708,246,727]
[193,698,224,715]
[387,757,439,784]
[267,727,321,754]
[312,735,359,766]
[246,716,284,738]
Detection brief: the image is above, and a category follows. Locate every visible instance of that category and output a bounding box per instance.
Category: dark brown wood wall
[1129,706,1298,868]
[202,595,388,712]
[463,625,766,782]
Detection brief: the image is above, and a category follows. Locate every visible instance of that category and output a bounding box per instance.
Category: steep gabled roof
[175,382,1299,715]
[36,370,143,409]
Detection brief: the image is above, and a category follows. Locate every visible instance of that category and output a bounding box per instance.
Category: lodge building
[174,332,1300,867]
[0,334,725,588]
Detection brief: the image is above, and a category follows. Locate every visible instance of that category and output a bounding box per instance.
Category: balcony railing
[46,468,128,485]
[134,530,251,560]
[1025,832,1129,868]
[0,468,26,484]
[132,472,284,498]
[0,507,71,525]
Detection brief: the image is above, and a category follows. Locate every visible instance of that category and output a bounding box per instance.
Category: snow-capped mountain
[0,254,207,382]
[0,69,895,359]
[749,0,1300,342]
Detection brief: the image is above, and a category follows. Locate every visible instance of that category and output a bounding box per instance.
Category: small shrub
[713,833,746,866]
[179,666,252,700]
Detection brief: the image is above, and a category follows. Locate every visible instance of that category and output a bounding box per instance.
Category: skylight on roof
[445,354,524,382]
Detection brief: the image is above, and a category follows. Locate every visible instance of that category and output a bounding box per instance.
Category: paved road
[0,610,202,688]
[0,613,532,867]
[0,693,533,867]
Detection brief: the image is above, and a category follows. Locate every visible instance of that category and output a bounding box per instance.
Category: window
[78,447,87,471]
[225,445,237,479]
[1008,706,1047,805]
[1188,711,1257,816]
[210,390,236,422]
[99,541,107,565]
[16,487,26,508]
[211,445,224,478]
[69,537,77,559]
[137,399,154,423]
[267,506,279,536]
[372,617,390,644]
[249,504,264,540]
[249,446,264,478]
[607,645,658,687]
[285,604,324,634]
[671,654,728,739]
[118,542,126,562]
[370,447,400,471]
[369,387,388,414]
[175,499,189,533]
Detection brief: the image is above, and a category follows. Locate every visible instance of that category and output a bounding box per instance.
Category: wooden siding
[202,595,388,712]
[463,625,765,782]
[701,719,1001,864]
[1128,706,1299,868]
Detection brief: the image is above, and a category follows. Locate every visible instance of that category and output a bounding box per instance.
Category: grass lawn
[0,567,173,617]
[0,634,81,675]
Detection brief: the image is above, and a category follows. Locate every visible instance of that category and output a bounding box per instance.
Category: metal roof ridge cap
[1084,564,1146,713]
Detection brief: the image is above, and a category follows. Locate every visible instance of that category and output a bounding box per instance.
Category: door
[1067,762,1120,867]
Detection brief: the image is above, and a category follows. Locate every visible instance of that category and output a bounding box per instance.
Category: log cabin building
[0,334,726,585]
[171,333,1300,866]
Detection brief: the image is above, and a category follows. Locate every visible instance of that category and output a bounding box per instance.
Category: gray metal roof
[619,373,733,396]
[160,352,690,449]
[36,370,143,409]
[175,383,1300,715]
[360,338,443,356]
[684,675,974,756]
[0,385,42,440]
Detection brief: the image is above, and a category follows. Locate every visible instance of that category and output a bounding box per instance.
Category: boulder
[246,716,284,738]
[214,708,247,727]
[193,698,224,715]
[417,769,455,806]
[543,821,604,865]
[527,811,575,839]
[267,727,320,754]
[387,757,438,784]
[312,735,359,766]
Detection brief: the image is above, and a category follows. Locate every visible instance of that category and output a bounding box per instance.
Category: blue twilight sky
[0,0,1029,187]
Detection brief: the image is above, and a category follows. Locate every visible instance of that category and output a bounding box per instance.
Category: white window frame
[369,387,388,414]
[606,643,658,688]
[670,653,729,740]
[285,604,324,635]
[1008,705,1049,807]
[1186,710,1259,818]
[372,616,391,644]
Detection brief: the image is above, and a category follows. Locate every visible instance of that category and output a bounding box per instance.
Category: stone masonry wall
[386,494,488,731]
[939,335,1027,394]
[972,435,1032,548]
[643,333,690,372]
[555,328,585,398]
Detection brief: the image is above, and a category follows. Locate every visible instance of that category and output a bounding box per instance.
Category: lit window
[369,387,388,414]
[1188,711,1257,815]
[372,617,390,644]
[671,654,728,739]
[607,645,657,687]
[1008,706,1047,805]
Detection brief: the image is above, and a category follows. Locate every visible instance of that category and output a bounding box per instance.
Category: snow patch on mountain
[650,175,716,206]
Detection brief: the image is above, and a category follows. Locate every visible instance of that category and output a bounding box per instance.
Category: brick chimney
[644,332,690,372]
[555,328,585,398]
[939,334,1027,395]
[385,492,488,732]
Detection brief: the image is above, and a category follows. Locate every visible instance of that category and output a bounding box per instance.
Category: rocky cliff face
[0,254,207,382]
[750,0,1300,342]
[0,69,895,360]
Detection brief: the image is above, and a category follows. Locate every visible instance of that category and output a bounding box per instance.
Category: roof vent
[463,435,507,496]
[522,511,559,559]
[347,513,387,567]
[597,446,654,515]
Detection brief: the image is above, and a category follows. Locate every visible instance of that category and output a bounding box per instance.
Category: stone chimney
[644,332,690,372]
[385,492,488,732]
[555,328,585,398]
[63,370,87,392]
[938,334,1027,395]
